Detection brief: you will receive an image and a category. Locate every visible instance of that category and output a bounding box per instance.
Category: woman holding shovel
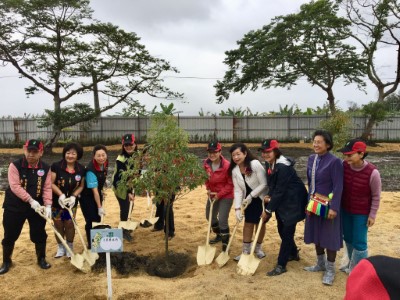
[51,143,85,258]
[259,140,308,276]
[203,141,234,251]
[80,144,109,248]
[228,143,268,261]
[112,134,138,242]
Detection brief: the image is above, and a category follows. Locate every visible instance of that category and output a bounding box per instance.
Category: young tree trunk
[327,89,336,115]
[360,91,385,140]
[165,200,171,263]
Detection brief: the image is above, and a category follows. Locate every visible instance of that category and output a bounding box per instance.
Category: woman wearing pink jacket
[203,141,234,251]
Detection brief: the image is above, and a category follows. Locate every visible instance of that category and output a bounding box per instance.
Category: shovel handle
[249,200,265,255]
[127,200,134,221]
[36,209,75,257]
[66,206,90,252]
[205,197,215,245]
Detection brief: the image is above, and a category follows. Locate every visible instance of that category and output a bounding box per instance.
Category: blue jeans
[342,210,368,251]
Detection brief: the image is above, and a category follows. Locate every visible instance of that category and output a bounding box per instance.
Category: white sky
[0,0,397,117]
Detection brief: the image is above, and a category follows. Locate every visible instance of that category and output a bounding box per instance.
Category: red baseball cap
[24,139,44,151]
[122,134,135,145]
[258,139,279,152]
[338,139,366,155]
[345,255,400,300]
[207,141,221,152]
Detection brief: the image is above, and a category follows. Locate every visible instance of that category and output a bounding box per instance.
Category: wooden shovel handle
[66,206,89,252]
[249,199,265,255]
[205,198,216,245]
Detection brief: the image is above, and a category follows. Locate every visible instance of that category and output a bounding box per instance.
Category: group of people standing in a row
[204,129,381,286]
[0,133,172,275]
[0,130,381,287]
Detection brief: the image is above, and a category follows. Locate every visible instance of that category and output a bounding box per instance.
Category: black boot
[0,244,14,275]
[122,229,133,242]
[209,223,222,244]
[35,243,51,270]
[221,230,230,252]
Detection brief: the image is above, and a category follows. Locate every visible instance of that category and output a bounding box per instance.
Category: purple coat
[304,152,344,251]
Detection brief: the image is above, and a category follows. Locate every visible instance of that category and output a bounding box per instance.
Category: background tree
[338,0,400,139]
[215,0,366,115]
[119,115,207,269]
[0,0,181,150]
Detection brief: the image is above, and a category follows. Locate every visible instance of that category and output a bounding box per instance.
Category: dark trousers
[153,197,175,235]
[117,196,131,221]
[79,198,101,248]
[2,209,47,247]
[276,213,298,267]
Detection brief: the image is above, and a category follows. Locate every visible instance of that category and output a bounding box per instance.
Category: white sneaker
[255,243,266,259]
[54,244,66,258]
[234,254,241,261]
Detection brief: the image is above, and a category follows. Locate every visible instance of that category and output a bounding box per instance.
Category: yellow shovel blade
[236,253,261,276]
[215,251,230,268]
[70,253,89,273]
[118,220,138,231]
[82,250,99,266]
[197,244,216,266]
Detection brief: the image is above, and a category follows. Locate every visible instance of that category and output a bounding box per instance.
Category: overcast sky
[0,0,397,117]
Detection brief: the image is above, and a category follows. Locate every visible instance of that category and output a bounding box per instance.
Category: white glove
[58,194,66,208]
[67,196,76,207]
[28,198,41,211]
[243,195,252,208]
[45,205,52,219]
[98,207,105,217]
[235,209,243,222]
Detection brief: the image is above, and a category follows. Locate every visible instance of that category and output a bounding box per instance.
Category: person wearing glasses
[303,130,343,286]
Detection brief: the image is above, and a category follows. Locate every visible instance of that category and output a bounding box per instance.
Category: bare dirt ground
[0,143,399,299]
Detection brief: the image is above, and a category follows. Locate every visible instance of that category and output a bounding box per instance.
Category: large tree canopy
[0,0,181,148]
[338,0,400,139]
[215,0,366,114]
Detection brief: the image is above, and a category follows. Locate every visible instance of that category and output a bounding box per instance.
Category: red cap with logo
[338,139,366,155]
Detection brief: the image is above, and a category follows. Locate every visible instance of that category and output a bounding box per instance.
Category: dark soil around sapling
[92,252,150,275]
[92,251,190,278]
[145,251,190,278]
[0,146,399,191]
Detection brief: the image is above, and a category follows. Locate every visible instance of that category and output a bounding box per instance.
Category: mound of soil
[145,251,190,278]
[92,252,150,275]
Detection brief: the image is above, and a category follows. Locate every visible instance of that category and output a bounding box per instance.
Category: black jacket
[265,156,308,226]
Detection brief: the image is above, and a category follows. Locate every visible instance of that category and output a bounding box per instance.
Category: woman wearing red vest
[338,139,381,273]
[203,141,234,251]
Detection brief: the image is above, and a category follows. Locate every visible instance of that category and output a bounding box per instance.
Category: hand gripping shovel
[92,200,110,228]
[36,208,90,273]
[140,192,159,228]
[215,202,247,268]
[66,205,99,266]
[118,200,138,231]
[215,219,240,268]
[236,201,265,276]
[197,198,216,266]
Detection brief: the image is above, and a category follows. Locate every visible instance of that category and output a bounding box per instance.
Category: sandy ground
[0,187,399,300]
[0,142,399,299]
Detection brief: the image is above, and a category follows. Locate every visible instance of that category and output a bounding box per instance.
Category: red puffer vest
[342,161,376,215]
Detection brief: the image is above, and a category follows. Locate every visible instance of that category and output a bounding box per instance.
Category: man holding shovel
[203,141,234,251]
[0,139,52,274]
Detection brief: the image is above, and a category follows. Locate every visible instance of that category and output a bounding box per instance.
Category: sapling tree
[119,114,207,263]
